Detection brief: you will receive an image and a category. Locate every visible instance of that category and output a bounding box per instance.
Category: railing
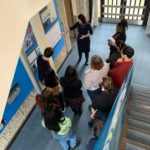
[94,65,133,150]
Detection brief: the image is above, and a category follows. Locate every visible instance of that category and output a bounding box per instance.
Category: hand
[80,35,85,39]
[90,108,97,119]
[61,32,65,36]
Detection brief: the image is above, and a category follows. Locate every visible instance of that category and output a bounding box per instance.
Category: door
[64,0,75,41]
[100,0,146,25]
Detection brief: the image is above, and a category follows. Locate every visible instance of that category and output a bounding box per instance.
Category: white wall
[0,0,51,123]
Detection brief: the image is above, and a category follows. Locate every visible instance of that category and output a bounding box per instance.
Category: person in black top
[62,14,93,65]
[106,40,126,69]
[37,47,53,83]
[113,19,128,43]
[60,65,84,115]
[44,68,65,111]
[91,76,118,121]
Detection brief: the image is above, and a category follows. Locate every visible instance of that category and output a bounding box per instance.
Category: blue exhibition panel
[1,59,33,131]
[44,0,65,60]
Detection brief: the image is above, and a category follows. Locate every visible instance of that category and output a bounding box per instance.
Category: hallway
[9,23,150,150]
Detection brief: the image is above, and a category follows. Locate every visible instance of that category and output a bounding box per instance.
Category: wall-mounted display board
[39,0,65,60]
[22,23,41,74]
[39,0,57,34]
[46,21,61,48]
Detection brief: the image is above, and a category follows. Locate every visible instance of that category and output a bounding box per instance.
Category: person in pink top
[109,45,134,89]
[84,55,109,100]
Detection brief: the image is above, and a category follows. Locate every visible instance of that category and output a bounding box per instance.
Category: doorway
[64,0,76,44]
[99,0,146,25]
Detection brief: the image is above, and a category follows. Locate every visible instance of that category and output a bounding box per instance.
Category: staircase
[120,85,150,150]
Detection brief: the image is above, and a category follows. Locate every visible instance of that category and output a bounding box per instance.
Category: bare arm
[61,29,71,35]
[80,33,90,39]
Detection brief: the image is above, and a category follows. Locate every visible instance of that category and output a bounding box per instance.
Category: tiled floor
[9,23,150,150]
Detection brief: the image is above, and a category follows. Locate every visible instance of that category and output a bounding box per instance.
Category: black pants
[78,51,89,62]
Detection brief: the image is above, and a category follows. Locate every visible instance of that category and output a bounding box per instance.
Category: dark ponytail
[118,19,128,32]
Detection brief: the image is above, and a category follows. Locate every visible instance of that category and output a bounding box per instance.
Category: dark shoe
[74,111,78,116]
[88,105,92,111]
[78,110,82,116]
[77,58,81,64]
[88,121,93,128]
[70,140,81,150]
[84,61,88,65]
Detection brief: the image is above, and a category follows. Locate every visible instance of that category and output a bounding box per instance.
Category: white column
[91,0,99,27]
[20,52,42,94]
[146,13,150,35]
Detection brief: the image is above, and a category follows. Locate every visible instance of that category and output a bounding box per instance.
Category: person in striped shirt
[84,55,110,100]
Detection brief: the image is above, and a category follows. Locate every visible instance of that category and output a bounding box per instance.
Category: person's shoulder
[87,23,92,26]
[37,55,42,62]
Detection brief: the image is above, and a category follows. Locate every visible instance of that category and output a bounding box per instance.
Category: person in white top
[84,55,109,100]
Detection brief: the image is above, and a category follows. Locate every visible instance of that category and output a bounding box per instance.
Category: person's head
[116,19,128,33]
[44,47,53,58]
[40,88,56,108]
[91,55,104,70]
[101,76,114,94]
[116,40,125,51]
[93,120,103,138]
[78,14,87,25]
[43,103,64,132]
[64,65,78,81]
[122,45,134,59]
[45,68,58,86]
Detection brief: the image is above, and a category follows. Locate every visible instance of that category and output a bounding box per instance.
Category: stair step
[128,110,150,122]
[128,118,150,134]
[129,98,150,106]
[126,143,145,150]
[127,128,150,146]
[129,126,150,137]
[128,103,150,114]
[129,95,150,102]
[131,85,150,92]
[131,88,150,95]
[129,115,150,125]
[127,139,150,150]
[130,91,150,99]
[120,137,150,150]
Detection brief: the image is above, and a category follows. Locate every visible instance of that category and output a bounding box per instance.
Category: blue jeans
[87,89,100,101]
[51,129,77,150]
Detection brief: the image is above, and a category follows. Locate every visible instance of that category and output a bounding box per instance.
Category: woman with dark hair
[37,47,53,83]
[84,55,109,100]
[35,88,61,114]
[60,65,84,115]
[106,40,126,69]
[62,14,93,65]
[113,19,128,42]
[42,104,80,150]
[44,68,65,111]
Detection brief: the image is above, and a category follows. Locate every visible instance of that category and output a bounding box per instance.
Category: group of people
[36,14,134,150]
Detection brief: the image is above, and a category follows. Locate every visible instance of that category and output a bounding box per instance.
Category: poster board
[39,0,57,33]
[46,21,62,48]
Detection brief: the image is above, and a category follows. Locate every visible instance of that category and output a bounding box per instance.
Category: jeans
[51,129,77,150]
[87,89,100,101]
